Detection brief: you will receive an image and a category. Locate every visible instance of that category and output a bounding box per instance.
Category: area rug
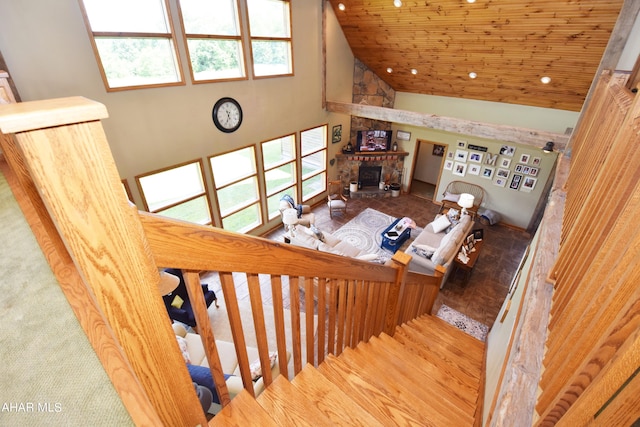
[207,290,316,379]
[436,304,489,342]
[332,207,423,262]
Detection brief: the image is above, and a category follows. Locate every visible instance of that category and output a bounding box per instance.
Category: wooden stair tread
[393,328,481,388]
[369,334,479,415]
[290,364,384,426]
[347,341,474,426]
[412,315,485,353]
[318,354,429,425]
[208,389,278,426]
[256,375,334,426]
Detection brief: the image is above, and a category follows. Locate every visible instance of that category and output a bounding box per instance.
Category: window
[210,146,262,233]
[177,0,247,82]
[79,0,184,90]
[136,160,212,225]
[246,0,293,78]
[262,134,297,220]
[300,125,327,202]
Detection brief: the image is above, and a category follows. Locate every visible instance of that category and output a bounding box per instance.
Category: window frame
[78,0,185,91]
[245,0,294,79]
[299,124,328,203]
[135,159,213,226]
[209,145,263,234]
[175,0,249,83]
[261,133,298,221]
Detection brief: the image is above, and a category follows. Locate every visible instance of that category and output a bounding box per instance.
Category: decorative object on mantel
[342,141,353,153]
[392,141,398,151]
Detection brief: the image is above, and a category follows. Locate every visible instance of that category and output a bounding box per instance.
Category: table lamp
[457,193,475,216]
[158,270,180,295]
[282,208,299,237]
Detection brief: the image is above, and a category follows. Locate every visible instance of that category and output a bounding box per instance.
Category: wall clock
[212,97,242,133]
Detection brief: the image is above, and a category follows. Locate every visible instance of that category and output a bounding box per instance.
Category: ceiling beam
[326,101,569,151]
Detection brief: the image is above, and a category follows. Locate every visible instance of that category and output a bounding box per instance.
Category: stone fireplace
[358,166,382,188]
[336,151,407,198]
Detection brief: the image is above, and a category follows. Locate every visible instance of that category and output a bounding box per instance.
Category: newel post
[384,251,412,336]
[0,98,207,426]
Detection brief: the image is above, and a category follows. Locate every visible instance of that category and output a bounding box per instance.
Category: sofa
[173,323,289,412]
[405,213,473,287]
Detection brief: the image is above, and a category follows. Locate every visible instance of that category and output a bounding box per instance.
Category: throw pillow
[171,294,184,309]
[186,364,231,405]
[175,335,191,364]
[431,215,451,233]
[414,244,437,258]
[443,192,460,203]
[249,352,278,381]
[310,224,324,242]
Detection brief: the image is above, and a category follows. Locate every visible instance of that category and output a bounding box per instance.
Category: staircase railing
[0,96,443,425]
[140,211,443,407]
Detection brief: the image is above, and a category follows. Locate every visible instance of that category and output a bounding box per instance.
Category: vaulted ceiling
[327,0,624,112]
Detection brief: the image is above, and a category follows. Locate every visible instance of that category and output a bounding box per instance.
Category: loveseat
[405,213,473,287]
[173,323,289,412]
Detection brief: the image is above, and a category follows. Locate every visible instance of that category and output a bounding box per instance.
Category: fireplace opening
[358,166,382,188]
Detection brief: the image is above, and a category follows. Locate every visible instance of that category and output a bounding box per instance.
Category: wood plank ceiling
[328,0,624,111]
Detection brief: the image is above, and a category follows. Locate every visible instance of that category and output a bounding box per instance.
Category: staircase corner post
[384,251,412,335]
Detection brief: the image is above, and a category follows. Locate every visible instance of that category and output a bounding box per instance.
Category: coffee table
[453,239,483,282]
[380,218,412,253]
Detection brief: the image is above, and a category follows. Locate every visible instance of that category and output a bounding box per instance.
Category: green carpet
[0,171,132,426]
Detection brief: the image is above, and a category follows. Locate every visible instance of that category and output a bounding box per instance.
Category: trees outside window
[262,134,297,220]
[300,125,327,202]
[246,0,293,77]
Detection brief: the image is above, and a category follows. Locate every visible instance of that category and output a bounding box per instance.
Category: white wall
[0,0,355,234]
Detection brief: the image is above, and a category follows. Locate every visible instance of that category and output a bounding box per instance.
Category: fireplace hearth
[358,166,382,188]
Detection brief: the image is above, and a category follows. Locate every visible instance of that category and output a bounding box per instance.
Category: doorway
[409,139,445,201]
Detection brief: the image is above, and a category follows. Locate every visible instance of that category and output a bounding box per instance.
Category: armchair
[279,194,315,227]
[327,180,347,218]
[162,268,219,330]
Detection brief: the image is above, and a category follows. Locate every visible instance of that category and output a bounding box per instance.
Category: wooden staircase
[210,314,485,426]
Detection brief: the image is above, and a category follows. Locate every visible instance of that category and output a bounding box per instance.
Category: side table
[453,239,483,283]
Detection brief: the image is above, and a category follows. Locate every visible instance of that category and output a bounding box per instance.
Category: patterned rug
[332,208,422,263]
[436,304,489,341]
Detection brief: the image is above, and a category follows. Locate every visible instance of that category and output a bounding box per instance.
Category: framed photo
[472,229,484,241]
[455,149,469,162]
[469,152,483,163]
[510,174,523,190]
[529,167,539,177]
[447,150,454,159]
[465,236,475,252]
[457,140,467,147]
[521,176,537,192]
[397,130,411,141]
[522,166,531,175]
[519,153,530,164]
[494,177,507,187]
[432,144,445,156]
[332,124,342,143]
[500,158,511,168]
[468,164,481,175]
[497,168,510,179]
[453,162,467,177]
[481,166,494,179]
[499,145,516,157]
[515,164,524,173]
[532,157,541,166]
[444,160,454,170]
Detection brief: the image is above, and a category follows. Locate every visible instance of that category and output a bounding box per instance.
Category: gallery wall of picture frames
[443,140,543,193]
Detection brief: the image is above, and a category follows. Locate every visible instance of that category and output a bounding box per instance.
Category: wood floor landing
[209,314,485,426]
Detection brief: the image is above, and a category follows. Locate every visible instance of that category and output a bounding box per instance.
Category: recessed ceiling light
[469,72,478,79]
[394,0,402,8]
[387,67,393,73]
[467,0,477,3]
[411,68,418,75]
[338,3,346,11]
[541,76,551,84]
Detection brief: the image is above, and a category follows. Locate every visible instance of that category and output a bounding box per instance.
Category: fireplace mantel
[336,151,408,161]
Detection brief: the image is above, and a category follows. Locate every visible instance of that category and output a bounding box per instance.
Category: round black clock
[212,97,242,133]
